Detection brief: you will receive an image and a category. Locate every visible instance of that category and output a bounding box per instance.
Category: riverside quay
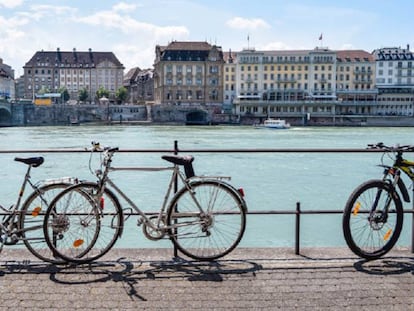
[1,43,414,126]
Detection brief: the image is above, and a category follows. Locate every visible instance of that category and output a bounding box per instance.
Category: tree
[58,87,70,102]
[115,86,128,104]
[38,86,50,95]
[78,88,89,103]
[96,86,110,100]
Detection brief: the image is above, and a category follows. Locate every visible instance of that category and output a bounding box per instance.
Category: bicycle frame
[0,163,34,239]
[0,160,72,243]
[380,152,414,204]
[92,150,212,233]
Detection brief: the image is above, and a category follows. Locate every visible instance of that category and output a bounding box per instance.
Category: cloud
[113,2,138,12]
[226,17,270,30]
[0,0,23,8]
[74,9,189,38]
[17,4,76,21]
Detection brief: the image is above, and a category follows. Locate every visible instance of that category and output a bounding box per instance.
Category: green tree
[115,86,128,104]
[78,88,89,103]
[58,87,70,102]
[38,86,50,95]
[96,86,110,100]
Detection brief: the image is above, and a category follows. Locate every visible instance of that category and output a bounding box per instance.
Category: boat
[254,118,291,129]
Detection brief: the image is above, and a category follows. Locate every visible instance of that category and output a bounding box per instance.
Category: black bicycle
[343,142,414,260]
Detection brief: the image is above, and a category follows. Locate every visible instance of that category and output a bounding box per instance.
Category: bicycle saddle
[162,155,195,178]
[14,157,44,167]
[161,155,194,166]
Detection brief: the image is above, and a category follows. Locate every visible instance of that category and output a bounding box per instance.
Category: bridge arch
[0,107,11,124]
[186,110,208,125]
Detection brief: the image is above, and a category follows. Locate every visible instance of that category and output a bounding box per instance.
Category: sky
[1,0,414,77]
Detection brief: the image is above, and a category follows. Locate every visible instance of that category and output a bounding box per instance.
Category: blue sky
[1,0,413,76]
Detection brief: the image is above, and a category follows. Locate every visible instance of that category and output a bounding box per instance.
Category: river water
[1,125,413,249]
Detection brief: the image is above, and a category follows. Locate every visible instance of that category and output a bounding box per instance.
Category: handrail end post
[295,201,301,256]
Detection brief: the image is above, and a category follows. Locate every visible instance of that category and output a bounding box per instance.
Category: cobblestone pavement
[0,247,413,310]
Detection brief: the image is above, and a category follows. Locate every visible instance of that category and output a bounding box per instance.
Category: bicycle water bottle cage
[14,157,44,168]
[161,155,195,178]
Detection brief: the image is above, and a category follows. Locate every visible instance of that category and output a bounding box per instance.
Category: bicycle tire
[167,179,247,261]
[343,179,403,260]
[43,182,123,264]
[20,183,70,263]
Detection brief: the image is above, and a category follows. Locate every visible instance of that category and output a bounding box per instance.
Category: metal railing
[1,141,413,255]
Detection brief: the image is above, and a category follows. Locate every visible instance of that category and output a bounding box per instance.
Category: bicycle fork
[365,171,400,240]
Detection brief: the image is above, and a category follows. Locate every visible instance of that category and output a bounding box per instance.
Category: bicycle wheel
[167,179,246,261]
[43,182,123,264]
[20,183,70,264]
[343,180,403,260]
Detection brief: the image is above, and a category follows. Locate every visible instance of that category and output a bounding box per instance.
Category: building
[0,58,15,100]
[231,47,338,121]
[153,41,224,105]
[223,50,237,112]
[123,67,154,104]
[335,50,377,115]
[23,48,124,103]
[372,46,414,116]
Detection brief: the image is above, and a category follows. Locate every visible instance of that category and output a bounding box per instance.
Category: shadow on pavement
[353,256,414,275]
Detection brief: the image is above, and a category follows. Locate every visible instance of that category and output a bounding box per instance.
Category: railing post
[174,140,179,258]
[295,202,301,255]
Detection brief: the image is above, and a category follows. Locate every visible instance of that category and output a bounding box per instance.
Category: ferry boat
[255,118,291,129]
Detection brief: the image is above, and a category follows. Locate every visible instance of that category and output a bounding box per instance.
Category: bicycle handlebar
[90,141,119,153]
[367,142,414,152]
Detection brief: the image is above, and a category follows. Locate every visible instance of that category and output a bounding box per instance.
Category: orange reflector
[383,229,392,241]
[73,239,84,248]
[32,206,42,217]
[352,202,361,216]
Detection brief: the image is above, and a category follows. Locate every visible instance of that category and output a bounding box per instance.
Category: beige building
[231,47,337,118]
[335,50,377,115]
[153,41,224,105]
[23,48,124,103]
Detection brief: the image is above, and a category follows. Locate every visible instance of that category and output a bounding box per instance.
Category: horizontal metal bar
[0,148,412,154]
[5,209,412,217]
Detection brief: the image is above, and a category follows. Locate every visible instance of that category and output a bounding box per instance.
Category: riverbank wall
[3,102,414,127]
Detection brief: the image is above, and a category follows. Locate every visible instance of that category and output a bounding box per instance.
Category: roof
[24,49,124,68]
[336,50,374,62]
[156,41,223,62]
[373,47,414,61]
[163,41,213,51]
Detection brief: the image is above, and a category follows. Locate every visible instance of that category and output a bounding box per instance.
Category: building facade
[372,46,414,116]
[123,67,154,104]
[231,47,338,119]
[23,48,124,103]
[153,41,224,105]
[0,58,15,100]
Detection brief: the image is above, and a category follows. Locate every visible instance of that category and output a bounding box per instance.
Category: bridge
[0,101,12,126]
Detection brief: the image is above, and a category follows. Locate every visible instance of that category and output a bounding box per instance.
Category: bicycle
[0,156,75,263]
[343,142,414,260]
[43,142,247,264]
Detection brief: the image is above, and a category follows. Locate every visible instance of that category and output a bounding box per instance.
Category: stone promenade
[0,247,413,310]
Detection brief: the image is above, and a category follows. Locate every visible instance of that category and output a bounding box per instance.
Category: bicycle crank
[142,216,166,240]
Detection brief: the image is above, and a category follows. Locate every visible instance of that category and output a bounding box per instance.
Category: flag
[319,33,323,41]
